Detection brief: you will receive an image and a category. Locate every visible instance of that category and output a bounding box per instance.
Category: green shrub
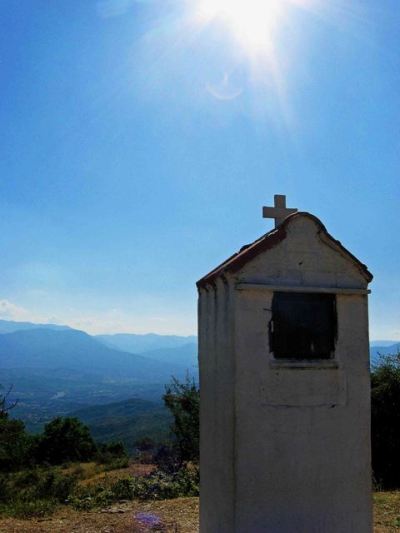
[95,442,129,472]
[37,469,77,501]
[1,498,57,518]
[154,443,181,474]
[34,417,97,465]
[174,465,199,496]
[0,417,31,472]
[69,465,199,510]
[0,466,78,518]
[96,441,128,463]
[70,477,134,510]
[103,456,129,471]
[68,492,95,511]
[131,465,199,500]
[371,352,400,488]
[0,474,10,503]
[70,485,115,511]
[163,376,199,464]
[111,477,135,500]
[134,437,157,464]
[115,456,130,469]
[11,467,77,503]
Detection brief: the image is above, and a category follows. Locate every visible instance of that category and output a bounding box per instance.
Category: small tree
[163,376,199,465]
[135,437,156,464]
[0,384,29,471]
[371,352,400,489]
[0,416,31,471]
[0,384,18,419]
[35,417,97,465]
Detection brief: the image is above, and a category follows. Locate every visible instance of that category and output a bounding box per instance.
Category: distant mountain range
[0,319,71,334]
[370,340,399,347]
[135,343,198,369]
[0,318,398,443]
[0,328,184,381]
[0,319,197,433]
[370,342,400,366]
[96,332,198,370]
[96,332,197,354]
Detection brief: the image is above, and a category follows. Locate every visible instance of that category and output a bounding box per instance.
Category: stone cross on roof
[263,194,298,228]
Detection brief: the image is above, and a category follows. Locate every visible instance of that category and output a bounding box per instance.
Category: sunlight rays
[127,0,367,130]
[197,0,284,54]
[190,0,316,122]
[194,0,316,60]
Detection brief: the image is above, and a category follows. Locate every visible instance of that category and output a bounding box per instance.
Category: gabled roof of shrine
[197,212,373,289]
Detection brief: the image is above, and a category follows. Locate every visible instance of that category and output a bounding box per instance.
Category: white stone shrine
[197,196,373,533]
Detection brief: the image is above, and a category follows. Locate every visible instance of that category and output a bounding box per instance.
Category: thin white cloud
[0,299,32,321]
[0,299,59,325]
[67,309,196,335]
[0,298,196,336]
[0,298,398,340]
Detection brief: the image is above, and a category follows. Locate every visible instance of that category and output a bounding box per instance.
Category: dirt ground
[0,498,198,533]
[374,491,400,532]
[0,494,399,532]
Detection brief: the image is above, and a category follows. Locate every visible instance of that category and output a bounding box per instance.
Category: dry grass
[1,495,399,532]
[0,462,398,533]
[374,491,400,532]
[62,461,104,480]
[0,498,199,532]
[76,462,155,487]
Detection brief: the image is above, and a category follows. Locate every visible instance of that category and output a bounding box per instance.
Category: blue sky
[0,0,398,338]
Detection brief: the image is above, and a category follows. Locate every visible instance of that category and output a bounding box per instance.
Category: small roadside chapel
[197,196,373,533]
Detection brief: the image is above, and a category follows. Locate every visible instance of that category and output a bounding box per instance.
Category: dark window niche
[269,292,337,360]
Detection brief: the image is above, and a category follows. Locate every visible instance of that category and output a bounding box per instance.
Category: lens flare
[132,0,362,123]
[197,0,285,54]
[192,0,318,119]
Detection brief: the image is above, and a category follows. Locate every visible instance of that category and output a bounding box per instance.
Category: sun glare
[197,0,287,54]
[191,0,319,113]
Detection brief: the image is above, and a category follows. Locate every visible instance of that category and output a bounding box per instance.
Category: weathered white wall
[240,216,369,290]
[234,290,371,532]
[199,279,236,533]
[198,215,372,533]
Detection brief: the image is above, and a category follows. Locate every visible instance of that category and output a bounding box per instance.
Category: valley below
[1,318,398,453]
[0,320,197,450]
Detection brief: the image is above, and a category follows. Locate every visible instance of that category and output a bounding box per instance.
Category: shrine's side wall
[198,279,236,533]
[232,216,372,533]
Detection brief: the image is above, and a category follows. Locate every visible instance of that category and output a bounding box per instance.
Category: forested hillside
[0,320,197,434]
[70,398,172,454]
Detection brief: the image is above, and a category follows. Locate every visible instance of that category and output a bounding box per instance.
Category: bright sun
[197,0,287,54]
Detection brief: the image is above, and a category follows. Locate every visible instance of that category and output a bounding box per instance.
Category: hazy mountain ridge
[0,327,182,381]
[0,320,396,373]
[1,319,398,445]
[0,321,196,434]
[96,332,198,372]
[370,343,400,366]
[0,319,71,334]
[137,343,198,369]
[370,340,399,347]
[96,332,197,354]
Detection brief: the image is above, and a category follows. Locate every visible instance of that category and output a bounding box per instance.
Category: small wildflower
[135,511,162,528]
